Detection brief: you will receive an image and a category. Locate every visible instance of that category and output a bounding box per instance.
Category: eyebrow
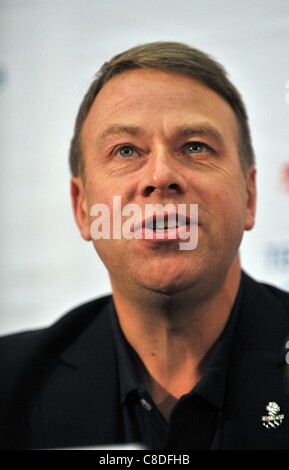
[99,122,225,148]
[174,124,226,148]
[101,124,144,141]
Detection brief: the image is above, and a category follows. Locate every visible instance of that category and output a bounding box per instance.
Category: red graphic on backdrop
[281,163,289,193]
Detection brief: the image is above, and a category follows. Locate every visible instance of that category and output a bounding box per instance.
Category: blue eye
[118,146,135,158]
[184,142,209,154]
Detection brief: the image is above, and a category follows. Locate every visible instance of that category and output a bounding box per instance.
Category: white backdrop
[1,0,289,334]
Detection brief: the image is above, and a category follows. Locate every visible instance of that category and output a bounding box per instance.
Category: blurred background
[1,0,289,334]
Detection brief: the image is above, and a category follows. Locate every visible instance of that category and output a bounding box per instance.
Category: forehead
[82,68,239,142]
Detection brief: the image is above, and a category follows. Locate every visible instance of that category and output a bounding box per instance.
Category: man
[1,41,289,450]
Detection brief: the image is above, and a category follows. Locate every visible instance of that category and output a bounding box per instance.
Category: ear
[244,166,257,231]
[70,177,91,241]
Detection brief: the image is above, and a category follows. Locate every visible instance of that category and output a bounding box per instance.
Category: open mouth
[144,213,190,232]
[127,207,199,249]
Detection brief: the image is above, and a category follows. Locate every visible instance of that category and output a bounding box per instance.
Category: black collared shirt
[110,276,243,450]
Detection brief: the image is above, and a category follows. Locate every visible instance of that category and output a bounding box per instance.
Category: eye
[116,145,136,158]
[183,142,210,154]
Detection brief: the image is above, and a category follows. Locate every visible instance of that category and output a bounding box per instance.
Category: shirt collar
[193,276,244,408]
[110,273,244,409]
[110,303,140,404]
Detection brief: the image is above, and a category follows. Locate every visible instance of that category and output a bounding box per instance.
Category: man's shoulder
[0,294,113,372]
[259,279,289,305]
[237,272,289,354]
[243,272,289,309]
[0,294,117,449]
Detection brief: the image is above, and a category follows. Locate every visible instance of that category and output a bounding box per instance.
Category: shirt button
[140,398,152,411]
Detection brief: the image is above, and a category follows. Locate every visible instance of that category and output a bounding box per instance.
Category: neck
[111,257,241,419]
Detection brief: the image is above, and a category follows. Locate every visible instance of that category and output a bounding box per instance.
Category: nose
[139,150,188,198]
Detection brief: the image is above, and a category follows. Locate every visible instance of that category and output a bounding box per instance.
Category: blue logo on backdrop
[265,242,289,271]
[265,241,289,292]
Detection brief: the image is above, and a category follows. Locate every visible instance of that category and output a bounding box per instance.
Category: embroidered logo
[262,402,284,429]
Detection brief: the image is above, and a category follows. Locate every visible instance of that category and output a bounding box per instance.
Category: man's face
[72,69,256,298]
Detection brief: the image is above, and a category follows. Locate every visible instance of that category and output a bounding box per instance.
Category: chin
[139,273,196,296]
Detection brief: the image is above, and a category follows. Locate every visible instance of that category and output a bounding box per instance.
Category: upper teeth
[145,215,187,230]
[155,222,177,230]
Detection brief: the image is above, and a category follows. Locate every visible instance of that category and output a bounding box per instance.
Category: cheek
[85,170,137,204]
[91,237,129,277]
[197,172,247,225]
[85,176,115,207]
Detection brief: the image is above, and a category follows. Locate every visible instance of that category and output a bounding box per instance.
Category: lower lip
[133,225,193,242]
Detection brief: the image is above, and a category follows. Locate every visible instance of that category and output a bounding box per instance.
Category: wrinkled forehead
[82,69,240,143]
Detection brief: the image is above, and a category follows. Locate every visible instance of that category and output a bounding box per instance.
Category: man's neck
[111,259,241,419]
